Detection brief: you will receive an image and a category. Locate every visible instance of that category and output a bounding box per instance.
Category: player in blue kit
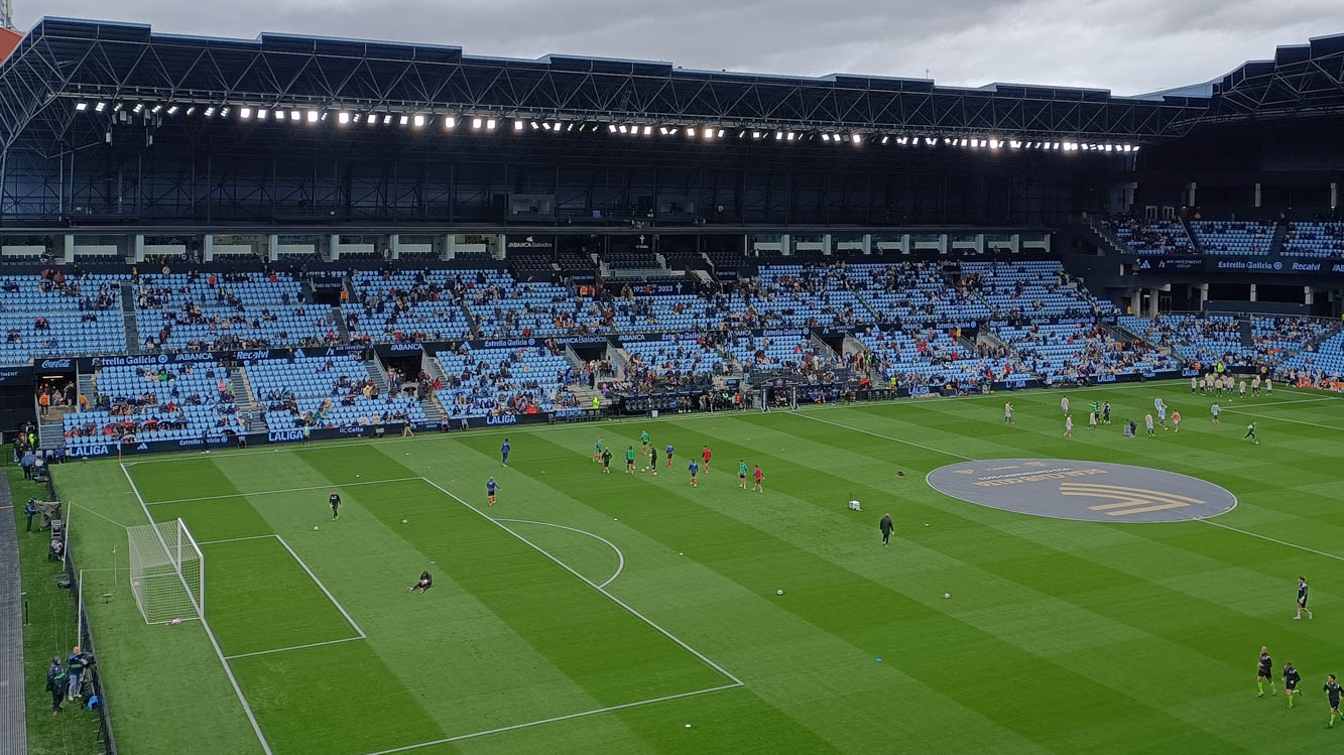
[487,477,498,508]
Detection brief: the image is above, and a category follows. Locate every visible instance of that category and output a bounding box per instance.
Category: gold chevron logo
[1058,482,1205,517]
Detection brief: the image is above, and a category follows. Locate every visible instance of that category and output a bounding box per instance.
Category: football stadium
[2,13,1344,755]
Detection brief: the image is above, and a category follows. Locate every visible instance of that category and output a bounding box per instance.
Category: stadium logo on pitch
[926,459,1236,523]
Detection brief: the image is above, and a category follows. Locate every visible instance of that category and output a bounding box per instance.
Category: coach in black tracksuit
[880,514,894,546]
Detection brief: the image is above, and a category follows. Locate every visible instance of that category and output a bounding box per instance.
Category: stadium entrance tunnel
[925,459,1237,523]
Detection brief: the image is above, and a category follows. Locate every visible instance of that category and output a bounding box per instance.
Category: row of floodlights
[70,102,1139,152]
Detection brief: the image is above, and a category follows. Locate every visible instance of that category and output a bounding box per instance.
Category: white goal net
[127,518,205,624]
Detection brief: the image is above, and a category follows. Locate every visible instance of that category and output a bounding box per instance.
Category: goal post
[127,518,205,624]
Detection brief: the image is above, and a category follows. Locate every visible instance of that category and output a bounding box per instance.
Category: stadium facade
[0,18,1340,446]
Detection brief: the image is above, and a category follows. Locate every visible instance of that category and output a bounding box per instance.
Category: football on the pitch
[776,589,784,596]
[313,525,319,530]
[943,592,951,599]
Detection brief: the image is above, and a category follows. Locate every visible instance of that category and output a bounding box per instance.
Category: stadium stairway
[1180,217,1205,254]
[331,307,351,345]
[37,408,67,451]
[1084,216,1129,255]
[977,329,1013,353]
[77,371,98,408]
[1238,317,1255,349]
[418,355,448,425]
[1107,320,1147,346]
[1269,221,1288,256]
[566,383,606,409]
[120,281,141,354]
[365,354,392,396]
[231,366,265,432]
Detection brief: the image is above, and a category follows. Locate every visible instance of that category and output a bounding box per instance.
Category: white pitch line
[494,518,626,588]
[275,535,367,639]
[1218,408,1342,432]
[225,635,365,661]
[197,534,280,546]
[363,682,744,755]
[1247,396,1340,407]
[146,476,424,505]
[1199,518,1344,563]
[67,501,132,530]
[789,410,974,461]
[120,464,274,755]
[419,477,742,687]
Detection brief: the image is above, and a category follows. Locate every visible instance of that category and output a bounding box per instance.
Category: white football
[943,592,951,599]
[776,589,784,596]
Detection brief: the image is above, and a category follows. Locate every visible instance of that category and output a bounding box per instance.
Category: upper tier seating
[136,272,334,351]
[1189,221,1275,256]
[0,273,126,366]
[343,270,473,343]
[462,270,608,339]
[1283,222,1344,259]
[961,260,1115,321]
[1105,219,1195,256]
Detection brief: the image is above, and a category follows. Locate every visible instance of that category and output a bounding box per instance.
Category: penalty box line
[193,532,369,658]
[363,682,744,755]
[417,476,743,688]
[144,476,425,505]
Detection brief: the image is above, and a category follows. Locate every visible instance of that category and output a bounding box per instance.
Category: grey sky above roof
[20,0,1343,96]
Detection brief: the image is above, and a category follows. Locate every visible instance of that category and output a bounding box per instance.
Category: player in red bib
[701,446,712,475]
[752,464,764,494]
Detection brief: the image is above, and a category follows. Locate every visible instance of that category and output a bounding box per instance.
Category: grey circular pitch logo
[926,459,1237,523]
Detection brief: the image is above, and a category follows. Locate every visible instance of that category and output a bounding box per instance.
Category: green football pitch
[52,380,1344,754]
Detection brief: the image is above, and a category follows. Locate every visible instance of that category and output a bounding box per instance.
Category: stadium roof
[1,17,1341,158]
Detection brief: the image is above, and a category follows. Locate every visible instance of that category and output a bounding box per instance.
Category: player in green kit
[738,460,749,490]
[640,430,651,451]
[625,445,636,474]
[593,437,604,463]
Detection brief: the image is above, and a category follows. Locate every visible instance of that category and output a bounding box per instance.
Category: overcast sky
[20,0,1344,95]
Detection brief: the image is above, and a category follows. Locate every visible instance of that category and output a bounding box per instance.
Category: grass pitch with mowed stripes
[54,381,1344,754]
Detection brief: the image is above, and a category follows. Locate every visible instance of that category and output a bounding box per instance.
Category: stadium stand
[462,270,610,339]
[1105,218,1197,256]
[343,270,474,343]
[993,320,1177,381]
[63,361,241,448]
[1188,220,1275,256]
[1282,222,1344,259]
[1118,313,1253,365]
[725,331,839,374]
[247,354,425,430]
[136,272,335,351]
[622,334,726,386]
[961,260,1114,320]
[0,272,126,366]
[434,345,577,419]
[1283,330,1344,378]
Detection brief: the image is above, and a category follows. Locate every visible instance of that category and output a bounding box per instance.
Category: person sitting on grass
[409,571,433,593]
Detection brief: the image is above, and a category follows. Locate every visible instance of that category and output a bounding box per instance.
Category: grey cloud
[22,0,1343,95]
